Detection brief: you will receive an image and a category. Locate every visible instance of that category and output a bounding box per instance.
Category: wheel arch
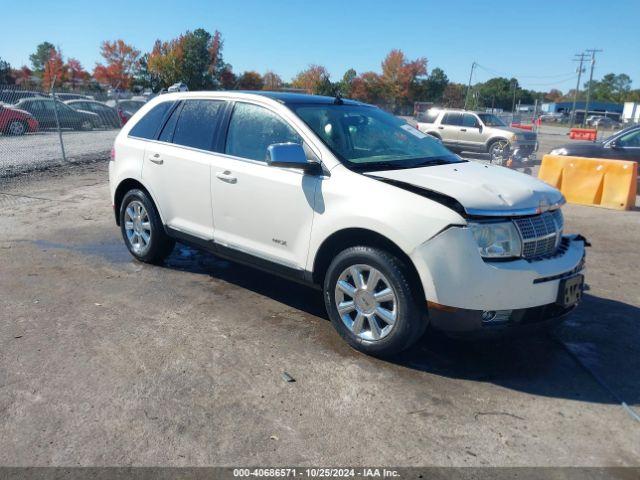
[113,178,163,226]
[311,228,426,302]
[486,136,510,151]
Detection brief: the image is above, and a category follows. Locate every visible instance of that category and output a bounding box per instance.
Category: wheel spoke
[352,313,365,334]
[375,306,396,326]
[125,206,135,221]
[141,221,151,232]
[125,221,134,230]
[337,280,356,298]
[366,269,381,292]
[368,315,382,339]
[349,266,364,289]
[374,288,394,303]
[338,300,355,315]
[140,231,150,245]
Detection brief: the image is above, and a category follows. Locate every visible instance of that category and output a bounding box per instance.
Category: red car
[0,103,39,135]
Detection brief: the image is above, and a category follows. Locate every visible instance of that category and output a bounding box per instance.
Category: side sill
[165,227,319,289]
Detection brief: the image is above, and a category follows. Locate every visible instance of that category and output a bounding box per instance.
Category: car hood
[367,161,564,216]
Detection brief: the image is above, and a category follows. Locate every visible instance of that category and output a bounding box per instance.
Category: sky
[1,0,639,92]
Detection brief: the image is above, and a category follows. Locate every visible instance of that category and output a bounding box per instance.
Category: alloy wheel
[334,264,398,341]
[124,200,152,255]
[489,140,510,165]
[7,121,25,135]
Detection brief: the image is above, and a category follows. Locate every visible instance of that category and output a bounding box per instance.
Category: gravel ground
[0,162,638,467]
[0,130,117,178]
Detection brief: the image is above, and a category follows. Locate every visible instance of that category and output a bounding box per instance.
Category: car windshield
[292,103,463,171]
[477,113,506,127]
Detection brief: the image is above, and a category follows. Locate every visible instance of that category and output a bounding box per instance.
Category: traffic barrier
[511,123,533,131]
[538,155,638,210]
[569,128,597,141]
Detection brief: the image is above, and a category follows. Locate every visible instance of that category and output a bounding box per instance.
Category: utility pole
[570,53,587,128]
[511,79,517,119]
[582,49,603,127]
[463,61,476,110]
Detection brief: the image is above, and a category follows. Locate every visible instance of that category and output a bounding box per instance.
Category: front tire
[488,139,510,165]
[323,246,426,357]
[119,189,175,264]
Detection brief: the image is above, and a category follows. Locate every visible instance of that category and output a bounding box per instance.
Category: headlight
[468,221,522,259]
[550,147,569,155]
[511,132,526,141]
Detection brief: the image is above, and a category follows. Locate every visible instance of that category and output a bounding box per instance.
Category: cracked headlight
[469,221,522,259]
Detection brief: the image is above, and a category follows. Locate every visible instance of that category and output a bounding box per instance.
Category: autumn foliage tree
[93,40,141,89]
[263,71,283,91]
[42,47,65,90]
[147,28,230,91]
[237,71,263,90]
[66,58,89,89]
[292,65,330,93]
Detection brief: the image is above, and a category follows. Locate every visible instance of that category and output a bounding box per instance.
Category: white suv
[109,92,587,356]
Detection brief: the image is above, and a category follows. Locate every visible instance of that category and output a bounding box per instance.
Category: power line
[570,53,588,128]
[582,49,603,127]
[474,63,576,79]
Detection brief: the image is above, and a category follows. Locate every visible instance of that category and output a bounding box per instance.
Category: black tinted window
[225,103,301,161]
[442,113,462,126]
[129,102,173,139]
[172,100,223,151]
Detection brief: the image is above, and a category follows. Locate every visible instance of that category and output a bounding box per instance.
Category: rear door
[141,99,225,240]
[438,112,463,149]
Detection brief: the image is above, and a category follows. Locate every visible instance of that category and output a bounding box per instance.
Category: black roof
[245,91,367,106]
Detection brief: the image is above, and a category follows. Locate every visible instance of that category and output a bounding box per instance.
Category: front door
[210,101,319,270]
[459,113,485,151]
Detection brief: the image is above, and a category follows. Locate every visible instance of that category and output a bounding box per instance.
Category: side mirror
[266,143,319,172]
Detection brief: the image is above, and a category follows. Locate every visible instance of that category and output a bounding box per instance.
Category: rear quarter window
[129,102,173,140]
[171,100,224,151]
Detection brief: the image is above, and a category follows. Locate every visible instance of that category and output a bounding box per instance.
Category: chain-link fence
[0,84,151,179]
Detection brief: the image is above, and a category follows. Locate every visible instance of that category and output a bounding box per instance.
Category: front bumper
[410,227,586,333]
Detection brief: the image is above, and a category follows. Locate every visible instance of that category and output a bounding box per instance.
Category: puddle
[32,239,132,263]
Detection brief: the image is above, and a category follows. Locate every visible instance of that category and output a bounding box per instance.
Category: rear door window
[129,102,173,140]
[171,100,224,151]
[442,112,462,126]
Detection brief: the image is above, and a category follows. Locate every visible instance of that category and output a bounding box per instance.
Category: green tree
[0,57,14,84]
[474,77,520,111]
[442,83,465,108]
[181,28,216,90]
[29,41,55,73]
[337,68,357,96]
[584,73,632,102]
[412,67,448,102]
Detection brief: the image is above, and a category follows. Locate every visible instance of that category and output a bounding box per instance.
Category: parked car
[14,98,99,130]
[106,99,146,125]
[550,124,640,162]
[416,108,538,165]
[0,103,39,135]
[168,82,188,93]
[539,112,566,123]
[109,92,587,357]
[55,93,94,102]
[65,99,121,128]
[0,89,47,105]
[591,116,621,129]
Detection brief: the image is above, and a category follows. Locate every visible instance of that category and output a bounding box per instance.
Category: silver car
[417,109,538,165]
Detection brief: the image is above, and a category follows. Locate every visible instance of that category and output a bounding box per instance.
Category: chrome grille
[513,210,563,259]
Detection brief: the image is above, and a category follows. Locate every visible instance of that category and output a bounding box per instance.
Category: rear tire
[6,120,26,136]
[119,189,175,264]
[323,246,426,357]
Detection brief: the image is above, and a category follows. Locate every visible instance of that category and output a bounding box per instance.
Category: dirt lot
[0,162,639,467]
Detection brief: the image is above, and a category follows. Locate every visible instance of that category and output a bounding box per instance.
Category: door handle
[148,153,163,165]
[216,171,237,184]
[460,128,467,132]
[438,126,444,129]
